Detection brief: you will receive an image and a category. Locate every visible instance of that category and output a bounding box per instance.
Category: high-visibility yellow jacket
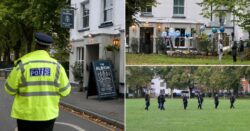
[5,50,71,121]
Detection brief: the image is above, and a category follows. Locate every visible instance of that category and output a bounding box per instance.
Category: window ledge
[78,27,90,32]
[172,15,186,18]
[99,22,113,28]
[140,13,154,17]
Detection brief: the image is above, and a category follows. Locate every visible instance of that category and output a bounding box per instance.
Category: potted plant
[105,44,119,51]
[131,37,139,53]
[71,61,84,91]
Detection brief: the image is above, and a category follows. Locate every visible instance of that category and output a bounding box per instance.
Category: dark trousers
[160,102,165,110]
[233,55,237,62]
[145,101,150,110]
[184,102,188,110]
[198,103,202,109]
[230,102,235,109]
[17,119,56,131]
[215,102,219,109]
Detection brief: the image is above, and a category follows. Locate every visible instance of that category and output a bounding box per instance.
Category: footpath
[60,85,124,129]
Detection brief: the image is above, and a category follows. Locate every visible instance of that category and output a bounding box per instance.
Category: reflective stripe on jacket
[5,50,71,121]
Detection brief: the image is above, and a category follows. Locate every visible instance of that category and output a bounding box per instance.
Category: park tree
[0,0,70,62]
[237,9,250,39]
[126,0,158,28]
[157,67,192,98]
[198,0,249,38]
[126,67,154,97]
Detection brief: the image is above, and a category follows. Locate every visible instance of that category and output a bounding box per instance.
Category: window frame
[81,1,90,29]
[103,0,113,23]
[141,5,153,16]
[173,0,185,16]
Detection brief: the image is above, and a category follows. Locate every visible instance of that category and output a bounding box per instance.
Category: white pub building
[128,0,249,53]
[69,0,125,95]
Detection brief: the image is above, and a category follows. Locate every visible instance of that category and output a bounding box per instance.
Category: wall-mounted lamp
[88,33,92,38]
[113,38,120,48]
[157,25,161,32]
[131,25,136,32]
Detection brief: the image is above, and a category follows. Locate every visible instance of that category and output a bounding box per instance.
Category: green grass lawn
[126,53,250,65]
[126,98,250,131]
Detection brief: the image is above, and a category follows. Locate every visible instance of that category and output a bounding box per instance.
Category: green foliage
[198,0,247,18]
[131,37,139,53]
[126,66,250,95]
[198,0,249,37]
[156,38,165,54]
[105,44,119,51]
[196,33,211,53]
[0,0,70,62]
[126,0,158,31]
[71,61,83,81]
[126,66,154,92]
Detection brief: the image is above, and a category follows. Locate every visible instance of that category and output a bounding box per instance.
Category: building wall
[70,0,125,94]
[129,0,245,53]
[151,77,170,96]
[241,78,250,93]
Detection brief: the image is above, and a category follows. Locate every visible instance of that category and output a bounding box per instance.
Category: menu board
[87,60,117,99]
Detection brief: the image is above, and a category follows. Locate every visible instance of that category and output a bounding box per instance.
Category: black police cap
[35,32,53,46]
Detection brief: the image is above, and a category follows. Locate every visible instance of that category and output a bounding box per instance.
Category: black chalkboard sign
[87,60,117,99]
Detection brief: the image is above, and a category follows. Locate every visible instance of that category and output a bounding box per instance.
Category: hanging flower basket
[105,44,119,51]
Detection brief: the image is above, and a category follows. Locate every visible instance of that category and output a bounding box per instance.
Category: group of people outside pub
[144,93,236,110]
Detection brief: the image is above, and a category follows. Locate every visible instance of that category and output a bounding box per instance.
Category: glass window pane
[179,7,184,14]
[180,0,184,6]
[174,7,178,14]
[174,0,178,5]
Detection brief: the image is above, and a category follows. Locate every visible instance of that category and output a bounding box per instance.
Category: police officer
[183,94,188,110]
[230,94,236,109]
[5,32,71,131]
[145,94,150,110]
[159,94,165,110]
[214,94,219,109]
[157,95,161,109]
[197,93,203,109]
[232,41,238,62]
[239,39,244,61]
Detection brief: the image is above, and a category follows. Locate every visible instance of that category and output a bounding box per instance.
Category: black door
[140,27,154,54]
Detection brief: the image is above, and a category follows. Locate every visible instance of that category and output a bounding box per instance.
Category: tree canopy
[126,66,250,97]
[0,0,70,63]
[198,0,250,38]
[126,0,157,28]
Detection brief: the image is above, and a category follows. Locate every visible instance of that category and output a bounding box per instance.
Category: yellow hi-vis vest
[5,50,71,121]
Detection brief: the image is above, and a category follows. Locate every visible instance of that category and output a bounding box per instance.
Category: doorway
[140,27,154,54]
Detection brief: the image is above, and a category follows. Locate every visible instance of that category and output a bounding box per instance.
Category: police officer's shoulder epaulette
[14,60,21,67]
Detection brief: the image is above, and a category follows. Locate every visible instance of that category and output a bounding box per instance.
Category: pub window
[173,0,185,16]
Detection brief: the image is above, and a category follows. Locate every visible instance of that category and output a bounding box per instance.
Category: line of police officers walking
[145,93,236,110]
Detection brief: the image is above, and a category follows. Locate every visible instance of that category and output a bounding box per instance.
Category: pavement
[61,85,124,129]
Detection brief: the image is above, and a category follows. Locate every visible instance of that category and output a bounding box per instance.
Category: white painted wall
[69,0,125,94]
[129,0,247,53]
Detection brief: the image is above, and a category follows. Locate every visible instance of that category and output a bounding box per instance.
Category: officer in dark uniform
[159,94,165,110]
[214,94,219,109]
[145,94,150,110]
[197,93,203,109]
[183,94,188,110]
[230,94,235,109]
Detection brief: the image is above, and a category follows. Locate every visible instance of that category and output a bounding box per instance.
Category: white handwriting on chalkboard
[95,66,110,71]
